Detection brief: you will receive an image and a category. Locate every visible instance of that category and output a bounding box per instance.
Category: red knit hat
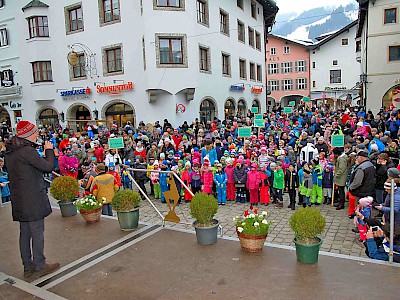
[16,120,37,138]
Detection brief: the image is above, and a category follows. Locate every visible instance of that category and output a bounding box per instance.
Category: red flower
[250,205,254,210]
[254,209,258,214]
[244,210,249,217]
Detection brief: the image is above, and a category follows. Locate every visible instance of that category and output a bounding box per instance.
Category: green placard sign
[251,107,258,113]
[253,119,265,127]
[283,107,293,114]
[254,114,263,120]
[302,97,311,103]
[331,135,344,148]
[289,101,296,106]
[238,127,252,138]
[108,137,124,149]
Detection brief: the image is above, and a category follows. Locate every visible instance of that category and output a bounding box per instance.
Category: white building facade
[0,0,278,131]
[357,0,400,112]
[310,21,360,108]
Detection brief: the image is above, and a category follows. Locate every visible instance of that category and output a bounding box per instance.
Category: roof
[22,0,49,11]
[310,20,358,49]
[268,34,312,48]
[257,0,279,29]
[357,0,369,38]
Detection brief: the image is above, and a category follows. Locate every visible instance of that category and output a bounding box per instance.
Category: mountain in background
[272,3,358,42]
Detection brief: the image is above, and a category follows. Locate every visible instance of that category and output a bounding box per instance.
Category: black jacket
[285,169,299,190]
[5,137,54,222]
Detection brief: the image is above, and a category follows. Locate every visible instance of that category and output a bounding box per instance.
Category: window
[222,52,231,76]
[384,8,397,24]
[256,64,262,82]
[28,16,49,38]
[333,60,338,66]
[250,62,256,80]
[73,53,86,79]
[296,78,308,90]
[341,38,348,46]
[312,80,316,88]
[282,79,293,91]
[32,61,52,82]
[103,0,120,23]
[330,70,341,84]
[296,60,307,72]
[268,80,279,91]
[255,31,261,50]
[237,20,245,43]
[284,46,290,54]
[248,27,254,47]
[159,38,183,64]
[237,0,243,10]
[239,59,246,79]
[281,62,292,73]
[197,0,208,26]
[106,47,123,73]
[67,5,83,32]
[199,46,210,72]
[0,29,8,47]
[312,61,316,69]
[0,0,4,8]
[251,1,257,19]
[356,40,361,52]
[220,9,229,35]
[270,47,276,55]
[389,46,400,61]
[267,63,279,75]
[157,0,180,7]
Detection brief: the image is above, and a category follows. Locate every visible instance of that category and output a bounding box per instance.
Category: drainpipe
[364,6,369,107]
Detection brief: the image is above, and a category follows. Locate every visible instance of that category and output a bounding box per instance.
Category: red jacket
[134,148,146,160]
[247,170,260,190]
[172,135,182,151]
[225,165,235,184]
[94,147,104,163]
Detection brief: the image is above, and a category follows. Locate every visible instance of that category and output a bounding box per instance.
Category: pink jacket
[247,170,260,190]
[225,165,235,184]
[60,155,79,176]
[354,126,368,138]
[201,168,214,193]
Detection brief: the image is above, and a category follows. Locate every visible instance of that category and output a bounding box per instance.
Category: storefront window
[200,99,216,124]
[237,99,246,116]
[105,103,134,128]
[38,108,58,127]
[224,99,235,119]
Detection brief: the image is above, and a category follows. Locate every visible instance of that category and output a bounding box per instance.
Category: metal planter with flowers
[234,207,273,253]
[74,195,106,224]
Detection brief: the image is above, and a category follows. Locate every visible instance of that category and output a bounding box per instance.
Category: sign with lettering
[283,107,293,114]
[238,127,252,138]
[254,114,263,120]
[251,107,258,113]
[302,97,310,103]
[289,101,295,106]
[331,135,344,148]
[230,84,245,91]
[8,100,22,110]
[0,69,14,87]
[325,87,347,91]
[60,87,91,97]
[253,119,265,127]
[251,87,263,94]
[108,137,125,149]
[97,82,134,94]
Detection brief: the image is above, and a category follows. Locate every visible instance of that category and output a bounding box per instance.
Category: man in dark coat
[5,120,60,280]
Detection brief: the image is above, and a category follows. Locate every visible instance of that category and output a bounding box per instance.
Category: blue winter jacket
[214,172,227,187]
[201,148,217,165]
[381,188,400,225]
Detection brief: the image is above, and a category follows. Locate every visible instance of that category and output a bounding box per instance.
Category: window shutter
[295,61,298,72]
[304,60,307,72]
[4,29,8,46]
[281,63,284,73]
[281,80,284,90]
[296,79,298,90]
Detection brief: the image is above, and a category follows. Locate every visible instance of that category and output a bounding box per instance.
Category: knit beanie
[16,120,37,138]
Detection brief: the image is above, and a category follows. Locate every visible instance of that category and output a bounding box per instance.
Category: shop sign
[230,84,245,91]
[251,87,263,94]
[325,87,347,91]
[97,81,134,94]
[268,57,280,62]
[1,69,14,87]
[8,100,22,110]
[60,87,91,97]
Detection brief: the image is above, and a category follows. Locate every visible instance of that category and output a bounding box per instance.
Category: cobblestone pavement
[49,184,370,258]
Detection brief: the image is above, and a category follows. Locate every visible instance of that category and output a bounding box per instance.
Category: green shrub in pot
[112,190,141,211]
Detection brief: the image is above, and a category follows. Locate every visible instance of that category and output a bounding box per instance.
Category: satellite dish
[67,51,79,66]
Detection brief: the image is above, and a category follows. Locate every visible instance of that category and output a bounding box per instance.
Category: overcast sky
[274,0,357,14]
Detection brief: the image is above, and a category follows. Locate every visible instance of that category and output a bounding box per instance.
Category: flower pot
[59,201,77,217]
[236,229,268,253]
[79,208,102,224]
[293,237,323,264]
[116,209,139,231]
[193,219,219,245]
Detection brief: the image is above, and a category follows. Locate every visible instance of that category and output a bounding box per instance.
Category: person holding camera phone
[364,224,400,263]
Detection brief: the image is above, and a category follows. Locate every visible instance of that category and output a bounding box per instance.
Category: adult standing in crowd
[5,120,60,280]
